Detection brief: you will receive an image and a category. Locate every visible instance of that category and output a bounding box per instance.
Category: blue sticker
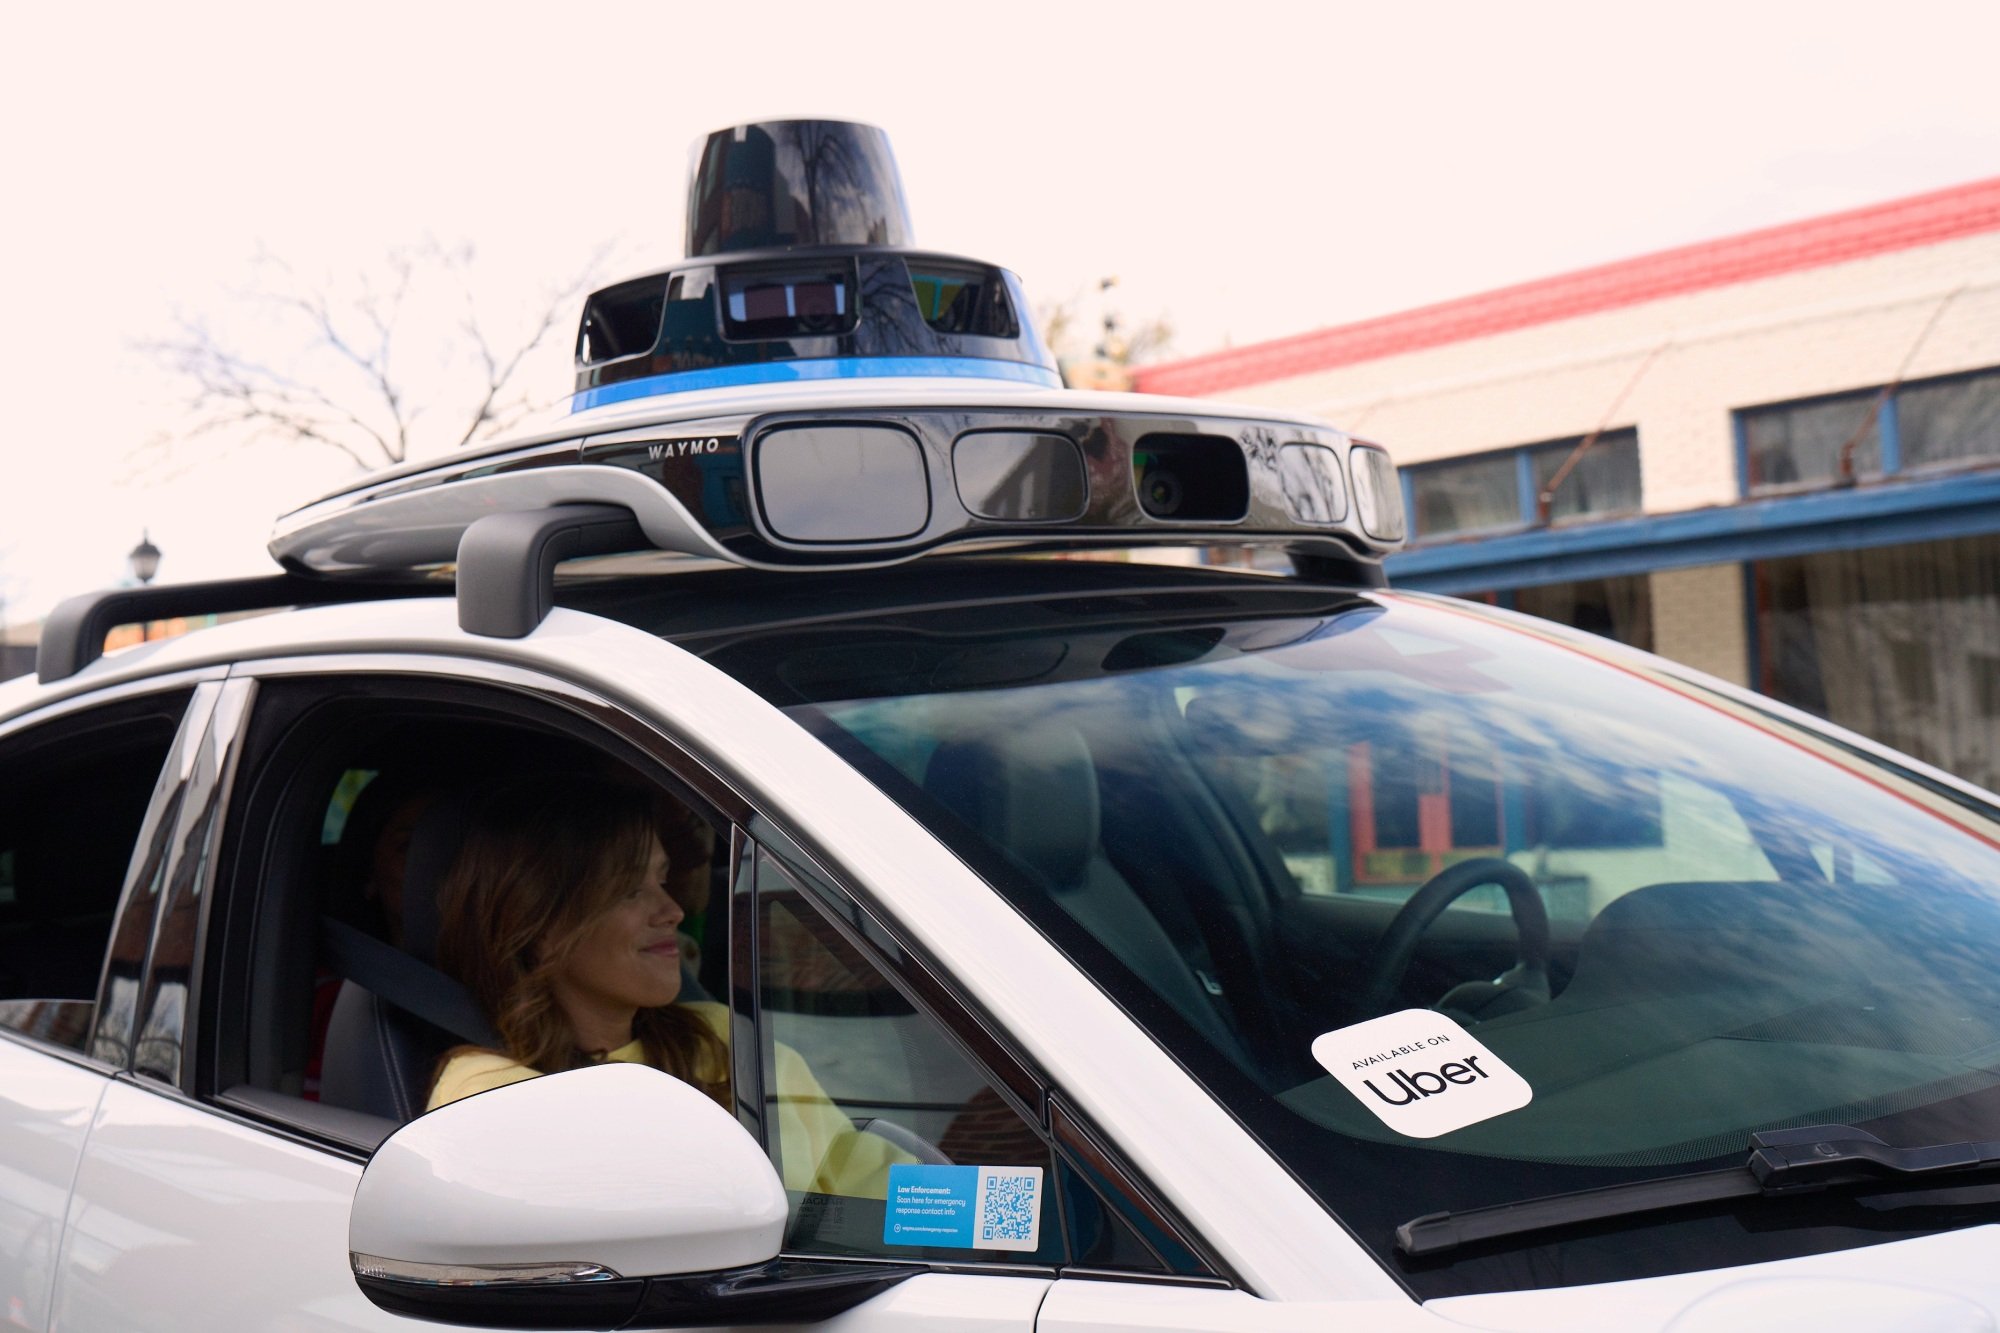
[883,1163,1043,1252]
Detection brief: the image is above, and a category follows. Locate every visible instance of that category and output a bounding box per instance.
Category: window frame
[1894,363,2000,474]
[1406,446,1530,540]
[191,655,753,1158]
[1736,383,1890,496]
[0,670,217,1074]
[1405,427,1641,544]
[1735,364,2000,499]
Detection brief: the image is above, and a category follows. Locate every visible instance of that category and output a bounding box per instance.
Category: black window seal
[1047,1092,1239,1287]
[727,823,767,1152]
[0,1009,124,1073]
[127,1072,383,1163]
[131,678,258,1092]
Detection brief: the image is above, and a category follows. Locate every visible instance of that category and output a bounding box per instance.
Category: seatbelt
[319,918,501,1049]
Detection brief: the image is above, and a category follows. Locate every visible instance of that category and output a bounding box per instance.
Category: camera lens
[1141,467,1184,517]
[1130,434,1251,522]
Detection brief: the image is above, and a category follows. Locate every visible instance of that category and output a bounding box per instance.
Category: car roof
[0,553,1383,724]
[563,552,1364,643]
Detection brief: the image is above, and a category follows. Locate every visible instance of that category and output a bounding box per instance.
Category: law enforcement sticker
[883,1163,1043,1252]
[1311,1010,1531,1138]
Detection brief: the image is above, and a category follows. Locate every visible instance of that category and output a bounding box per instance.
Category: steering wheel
[1356,857,1550,1021]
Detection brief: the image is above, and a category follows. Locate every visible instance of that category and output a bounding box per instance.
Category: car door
[41,674,390,1331]
[0,672,214,1333]
[45,652,1055,1331]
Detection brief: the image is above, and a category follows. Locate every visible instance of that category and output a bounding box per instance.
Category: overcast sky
[3,0,1998,621]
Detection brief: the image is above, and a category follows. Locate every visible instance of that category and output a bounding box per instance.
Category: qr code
[978,1172,1039,1244]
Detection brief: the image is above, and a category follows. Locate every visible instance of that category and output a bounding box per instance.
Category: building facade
[1136,178,2000,792]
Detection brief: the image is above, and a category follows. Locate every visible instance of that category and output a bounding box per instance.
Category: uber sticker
[1311,1010,1531,1138]
[883,1163,1043,1252]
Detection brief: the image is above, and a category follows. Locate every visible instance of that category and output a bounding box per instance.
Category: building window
[1739,365,2000,496]
[1407,429,1640,541]
[1899,367,2000,472]
[1529,431,1642,524]
[1410,451,1519,538]
[1741,389,1883,492]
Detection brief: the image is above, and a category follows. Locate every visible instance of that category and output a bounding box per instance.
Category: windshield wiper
[1396,1125,2000,1257]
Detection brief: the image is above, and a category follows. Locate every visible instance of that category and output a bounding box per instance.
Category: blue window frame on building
[1405,428,1641,542]
[1900,366,2000,471]
[1738,364,2000,497]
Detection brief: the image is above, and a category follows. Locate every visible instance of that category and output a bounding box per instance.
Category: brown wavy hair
[432,777,728,1105]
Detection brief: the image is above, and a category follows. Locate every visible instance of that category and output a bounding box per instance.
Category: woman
[427,777,907,1198]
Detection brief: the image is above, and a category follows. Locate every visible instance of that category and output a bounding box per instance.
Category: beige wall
[1648,564,1750,687]
[1217,231,2000,517]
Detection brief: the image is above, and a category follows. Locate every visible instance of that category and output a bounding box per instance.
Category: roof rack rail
[37,573,451,685]
[38,503,659,683]
[37,509,1382,686]
[456,503,646,639]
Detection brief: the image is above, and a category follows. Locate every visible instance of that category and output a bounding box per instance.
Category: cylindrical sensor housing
[686,120,914,257]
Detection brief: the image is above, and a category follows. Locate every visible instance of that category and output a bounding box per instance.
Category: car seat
[923,719,1256,1068]
[317,790,494,1121]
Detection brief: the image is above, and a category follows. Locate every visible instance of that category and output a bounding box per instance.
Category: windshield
[704,586,2000,1294]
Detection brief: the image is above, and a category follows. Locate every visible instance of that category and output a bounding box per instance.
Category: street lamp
[128,531,162,641]
[128,531,161,586]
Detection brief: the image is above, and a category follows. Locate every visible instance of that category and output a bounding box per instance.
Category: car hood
[1429,1225,2000,1331]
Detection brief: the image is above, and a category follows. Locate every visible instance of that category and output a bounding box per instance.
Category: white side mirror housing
[352,1062,784,1277]
[348,1063,916,1328]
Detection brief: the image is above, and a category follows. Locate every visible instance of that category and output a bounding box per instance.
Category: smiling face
[547,836,683,1052]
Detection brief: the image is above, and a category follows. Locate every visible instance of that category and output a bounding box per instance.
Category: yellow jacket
[426,1000,910,1198]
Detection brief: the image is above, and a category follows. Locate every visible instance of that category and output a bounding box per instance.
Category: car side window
[0,688,194,1055]
[207,678,740,1152]
[752,846,1065,1265]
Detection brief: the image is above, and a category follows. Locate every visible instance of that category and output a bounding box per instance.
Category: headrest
[1560,880,1860,1002]
[923,722,1100,890]
[400,788,476,965]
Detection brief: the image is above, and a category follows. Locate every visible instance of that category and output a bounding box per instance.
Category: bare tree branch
[143,314,394,470]
[449,240,611,450]
[144,240,613,475]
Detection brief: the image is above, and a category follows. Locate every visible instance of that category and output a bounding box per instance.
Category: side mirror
[349,1063,918,1329]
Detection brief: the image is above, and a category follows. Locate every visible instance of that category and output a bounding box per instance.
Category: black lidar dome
[685,120,914,257]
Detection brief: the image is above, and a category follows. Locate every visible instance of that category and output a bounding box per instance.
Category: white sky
[3,0,1998,622]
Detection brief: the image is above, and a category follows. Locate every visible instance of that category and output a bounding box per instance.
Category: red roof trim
[1134,176,2000,398]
